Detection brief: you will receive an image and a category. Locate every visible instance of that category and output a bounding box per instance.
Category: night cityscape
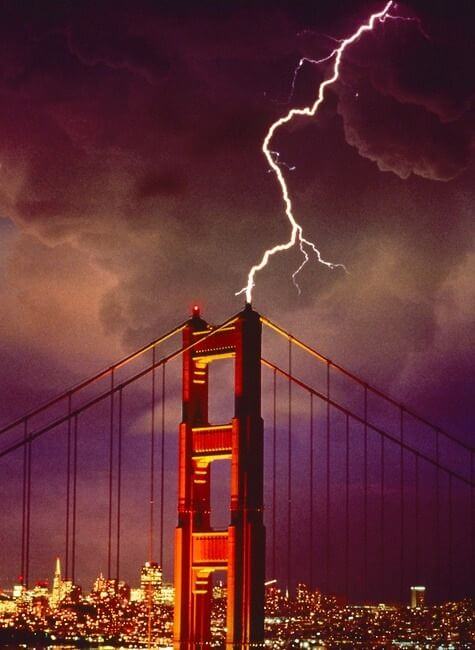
[0,558,473,648]
[0,0,473,648]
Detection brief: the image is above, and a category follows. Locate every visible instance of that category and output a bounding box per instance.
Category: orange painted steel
[173,305,265,649]
[192,425,233,458]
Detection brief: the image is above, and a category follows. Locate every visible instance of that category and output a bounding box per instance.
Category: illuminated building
[116,580,131,602]
[213,581,226,600]
[140,561,162,602]
[0,593,15,615]
[32,581,49,617]
[61,580,81,604]
[410,585,426,608]
[159,582,175,605]
[91,573,117,600]
[50,557,63,608]
[92,572,107,595]
[130,587,144,602]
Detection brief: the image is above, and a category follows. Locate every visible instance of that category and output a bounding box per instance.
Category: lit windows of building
[410,585,426,609]
[32,581,50,617]
[130,587,143,602]
[159,582,174,605]
[140,561,162,603]
[50,557,64,609]
[0,593,15,615]
[91,573,117,601]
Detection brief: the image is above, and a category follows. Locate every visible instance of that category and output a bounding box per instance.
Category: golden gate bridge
[0,304,473,647]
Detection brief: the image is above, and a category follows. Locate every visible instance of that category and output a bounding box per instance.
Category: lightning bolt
[237,1,395,304]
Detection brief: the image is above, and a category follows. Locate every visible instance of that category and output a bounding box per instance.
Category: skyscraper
[141,561,162,603]
[410,586,426,608]
[50,557,63,609]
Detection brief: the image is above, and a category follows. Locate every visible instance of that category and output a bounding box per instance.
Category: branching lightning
[237,1,395,304]
[286,53,339,105]
[383,7,430,40]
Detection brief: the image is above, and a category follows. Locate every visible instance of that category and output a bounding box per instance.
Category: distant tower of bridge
[173,304,265,648]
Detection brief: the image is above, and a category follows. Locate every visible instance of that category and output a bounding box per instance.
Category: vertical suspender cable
[287,338,292,593]
[400,408,404,602]
[159,362,166,569]
[72,414,78,585]
[107,369,114,582]
[471,452,474,600]
[381,436,385,601]
[415,453,419,583]
[309,394,314,590]
[21,420,28,586]
[448,473,453,599]
[150,347,156,563]
[363,385,368,601]
[272,368,277,580]
[435,432,440,602]
[116,388,123,582]
[326,361,330,594]
[65,394,72,580]
[148,355,158,650]
[345,413,350,601]
[25,425,32,589]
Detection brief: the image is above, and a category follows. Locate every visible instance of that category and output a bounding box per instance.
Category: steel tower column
[173,305,265,649]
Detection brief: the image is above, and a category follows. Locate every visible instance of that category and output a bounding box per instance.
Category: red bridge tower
[173,304,265,648]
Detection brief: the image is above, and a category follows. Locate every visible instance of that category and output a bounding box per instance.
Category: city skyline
[1,553,473,648]
[0,551,444,609]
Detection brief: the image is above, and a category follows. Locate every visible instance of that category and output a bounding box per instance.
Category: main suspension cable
[260,360,474,488]
[0,323,187,438]
[1,313,241,459]
[261,316,473,454]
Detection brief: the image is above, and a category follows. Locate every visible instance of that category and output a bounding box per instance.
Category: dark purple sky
[0,0,473,600]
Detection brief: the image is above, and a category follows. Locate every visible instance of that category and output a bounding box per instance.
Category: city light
[0,561,472,647]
